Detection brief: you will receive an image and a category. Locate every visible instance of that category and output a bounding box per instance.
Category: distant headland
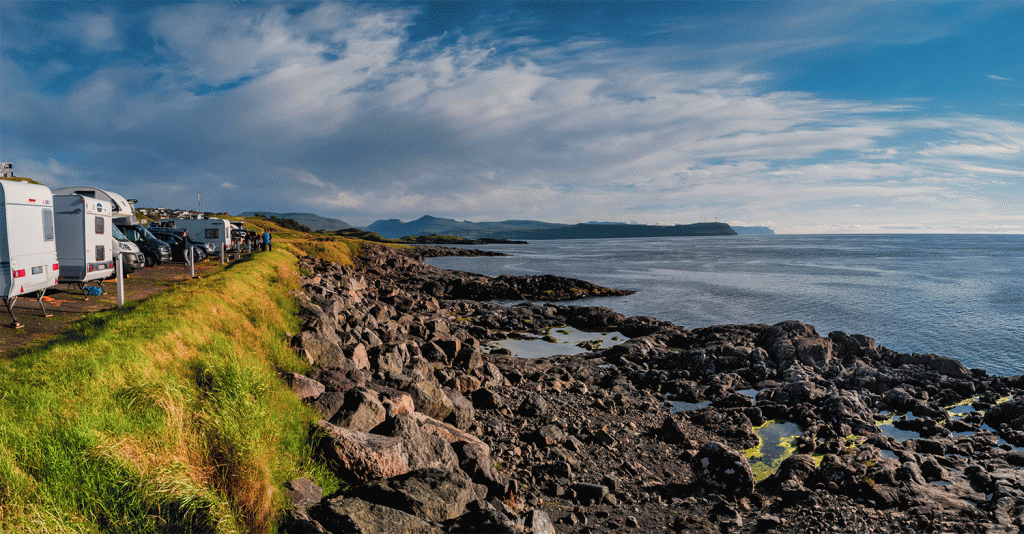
[358,215,774,240]
[241,211,777,240]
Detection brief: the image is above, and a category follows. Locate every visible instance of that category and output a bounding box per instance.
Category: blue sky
[2,1,1022,233]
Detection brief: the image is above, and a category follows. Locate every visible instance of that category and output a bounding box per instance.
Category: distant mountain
[731,226,776,235]
[483,222,737,240]
[363,215,567,239]
[239,211,352,231]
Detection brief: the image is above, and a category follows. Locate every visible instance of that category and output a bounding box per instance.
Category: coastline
[281,244,1024,533]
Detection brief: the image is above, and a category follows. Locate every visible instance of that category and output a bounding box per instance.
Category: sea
[424,234,1024,377]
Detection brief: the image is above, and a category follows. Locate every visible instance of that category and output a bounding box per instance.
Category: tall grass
[0,249,342,533]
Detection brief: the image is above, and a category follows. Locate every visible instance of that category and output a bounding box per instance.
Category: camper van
[53,195,115,285]
[111,225,145,274]
[51,186,138,225]
[0,181,60,327]
[150,218,234,257]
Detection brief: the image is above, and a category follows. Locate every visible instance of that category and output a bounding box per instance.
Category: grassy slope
[0,244,349,533]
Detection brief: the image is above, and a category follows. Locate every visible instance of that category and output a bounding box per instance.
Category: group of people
[235,230,272,253]
[245,230,272,252]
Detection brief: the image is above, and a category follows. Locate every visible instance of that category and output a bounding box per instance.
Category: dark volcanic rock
[281,249,1012,534]
[692,442,755,496]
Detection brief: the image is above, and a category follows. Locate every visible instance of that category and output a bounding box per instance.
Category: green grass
[0,250,343,533]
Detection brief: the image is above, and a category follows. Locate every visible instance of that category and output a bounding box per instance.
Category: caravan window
[206,228,220,239]
[96,245,105,261]
[95,216,104,234]
[42,208,54,242]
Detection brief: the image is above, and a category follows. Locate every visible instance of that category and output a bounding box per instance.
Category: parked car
[150,217,233,257]
[147,228,208,263]
[116,223,172,266]
[111,225,144,274]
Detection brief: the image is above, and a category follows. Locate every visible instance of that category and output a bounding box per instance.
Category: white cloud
[15,158,84,187]
[919,141,1023,157]
[4,2,1023,232]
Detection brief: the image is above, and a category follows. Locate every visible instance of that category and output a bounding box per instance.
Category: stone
[444,389,476,430]
[406,379,455,421]
[312,391,346,421]
[573,483,609,505]
[985,397,1024,431]
[361,468,476,522]
[692,442,755,496]
[770,454,816,487]
[531,424,567,447]
[518,509,556,534]
[315,496,440,534]
[378,413,459,472]
[472,388,505,410]
[345,343,371,370]
[454,440,509,498]
[278,509,329,534]
[285,373,325,401]
[518,392,549,418]
[316,421,409,483]
[331,387,386,433]
[284,478,323,512]
[447,509,518,534]
[311,367,367,393]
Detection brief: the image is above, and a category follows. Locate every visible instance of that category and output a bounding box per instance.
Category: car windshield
[112,225,129,241]
[141,226,161,241]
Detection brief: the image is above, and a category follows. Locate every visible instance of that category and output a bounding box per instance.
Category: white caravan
[52,186,138,225]
[150,218,234,257]
[53,195,115,286]
[0,181,60,327]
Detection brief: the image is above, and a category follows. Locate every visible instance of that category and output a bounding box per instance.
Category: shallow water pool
[485,326,624,359]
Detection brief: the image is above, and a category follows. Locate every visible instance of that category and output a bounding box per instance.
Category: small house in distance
[0,163,14,178]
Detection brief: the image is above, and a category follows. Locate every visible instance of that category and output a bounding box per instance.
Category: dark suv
[147,228,208,263]
[116,223,173,267]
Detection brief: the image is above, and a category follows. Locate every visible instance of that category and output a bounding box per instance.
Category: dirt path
[1,259,233,356]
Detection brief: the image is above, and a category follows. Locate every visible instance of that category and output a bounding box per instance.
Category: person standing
[262,230,272,252]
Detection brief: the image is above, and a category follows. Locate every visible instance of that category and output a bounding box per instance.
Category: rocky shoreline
[280,243,1024,533]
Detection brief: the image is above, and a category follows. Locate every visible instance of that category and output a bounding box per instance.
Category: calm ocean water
[425,235,1024,377]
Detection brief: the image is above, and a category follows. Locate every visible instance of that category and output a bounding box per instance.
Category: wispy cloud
[1,1,1022,232]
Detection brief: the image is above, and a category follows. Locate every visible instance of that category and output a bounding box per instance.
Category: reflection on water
[486,326,623,359]
[745,420,803,482]
[426,235,1024,376]
[670,400,711,413]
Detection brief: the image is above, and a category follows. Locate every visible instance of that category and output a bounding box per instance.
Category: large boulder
[331,387,387,433]
[316,421,409,483]
[893,353,971,380]
[447,509,518,534]
[377,413,459,472]
[443,389,476,430]
[361,468,477,522]
[285,373,325,401]
[315,496,440,534]
[692,442,755,496]
[406,379,456,421]
[985,397,1024,431]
